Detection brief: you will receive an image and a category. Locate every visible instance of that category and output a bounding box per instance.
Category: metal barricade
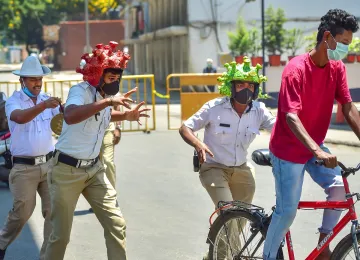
[166,73,222,130]
[0,74,156,132]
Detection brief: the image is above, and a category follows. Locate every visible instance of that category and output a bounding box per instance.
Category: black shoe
[0,248,6,260]
[89,208,94,213]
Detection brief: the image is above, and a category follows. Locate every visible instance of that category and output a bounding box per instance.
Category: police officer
[44,41,150,260]
[179,57,275,259]
[1,56,61,260]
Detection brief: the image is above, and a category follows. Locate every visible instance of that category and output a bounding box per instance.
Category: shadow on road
[0,183,40,260]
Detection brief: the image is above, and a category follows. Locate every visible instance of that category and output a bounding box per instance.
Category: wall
[58,20,125,70]
[187,0,360,73]
[260,63,360,107]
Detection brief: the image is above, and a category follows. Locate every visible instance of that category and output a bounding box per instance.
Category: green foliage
[264,5,286,55]
[248,26,262,57]
[349,37,360,54]
[304,31,318,52]
[227,17,251,56]
[284,28,305,56]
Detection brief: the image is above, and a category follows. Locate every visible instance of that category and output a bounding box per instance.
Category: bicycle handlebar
[315,160,360,177]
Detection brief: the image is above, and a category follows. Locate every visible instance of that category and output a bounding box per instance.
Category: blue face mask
[21,80,36,98]
[326,35,349,61]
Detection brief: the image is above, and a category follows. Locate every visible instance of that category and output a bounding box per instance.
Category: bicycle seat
[251,149,272,167]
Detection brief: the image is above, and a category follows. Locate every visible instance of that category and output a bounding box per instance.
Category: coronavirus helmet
[76,41,130,86]
[217,56,267,100]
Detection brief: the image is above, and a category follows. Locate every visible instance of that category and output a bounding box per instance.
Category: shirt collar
[19,88,47,103]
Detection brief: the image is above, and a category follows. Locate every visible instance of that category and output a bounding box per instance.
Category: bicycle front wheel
[331,233,360,260]
[207,210,283,260]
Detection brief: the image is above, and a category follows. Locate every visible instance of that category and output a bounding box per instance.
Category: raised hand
[124,101,151,125]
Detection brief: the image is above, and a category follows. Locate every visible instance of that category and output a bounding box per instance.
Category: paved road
[1,127,360,259]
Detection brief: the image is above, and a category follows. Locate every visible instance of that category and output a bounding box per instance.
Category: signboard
[43,25,60,43]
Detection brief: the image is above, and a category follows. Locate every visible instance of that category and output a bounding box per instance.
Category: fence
[166,73,222,130]
[0,74,156,132]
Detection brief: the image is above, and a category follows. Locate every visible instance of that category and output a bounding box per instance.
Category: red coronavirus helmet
[76,41,131,86]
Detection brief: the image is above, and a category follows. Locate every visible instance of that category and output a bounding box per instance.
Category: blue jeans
[263,145,345,260]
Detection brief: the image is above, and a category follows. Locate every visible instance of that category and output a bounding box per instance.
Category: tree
[227,17,251,56]
[264,5,286,55]
[0,0,126,55]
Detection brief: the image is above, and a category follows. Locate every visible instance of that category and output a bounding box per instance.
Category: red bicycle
[205,149,360,260]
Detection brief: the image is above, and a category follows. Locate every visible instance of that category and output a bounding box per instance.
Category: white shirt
[184,97,275,167]
[5,89,60,157]
[55,82,111,160]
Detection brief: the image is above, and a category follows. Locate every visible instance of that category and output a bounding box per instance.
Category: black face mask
[99,78,120,96]
[231,84,253,104]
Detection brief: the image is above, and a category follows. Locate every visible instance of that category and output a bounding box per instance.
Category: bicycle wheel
[331,233,360,260]
[207,210,283,260]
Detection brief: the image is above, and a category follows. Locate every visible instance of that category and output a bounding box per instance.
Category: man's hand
[195,141,214,164]
[124,101,151,125]
[314,149,338,168]
[111,87,137,109]
[44,97,62,109]
[113,128,121,145]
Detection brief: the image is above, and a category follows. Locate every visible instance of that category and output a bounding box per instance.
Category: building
[57,20,125,70]
[123,0,360,100]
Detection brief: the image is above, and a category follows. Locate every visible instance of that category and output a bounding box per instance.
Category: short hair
[103,68,123,75]
[317,9,359,42]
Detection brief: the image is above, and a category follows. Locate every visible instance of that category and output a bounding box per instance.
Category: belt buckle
[78,159,95,168]
[35,156,46,165]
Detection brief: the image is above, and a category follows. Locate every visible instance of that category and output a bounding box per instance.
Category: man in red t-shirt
[263,9,360,260]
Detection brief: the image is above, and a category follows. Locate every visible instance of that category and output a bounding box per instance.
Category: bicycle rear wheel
[331,233,360,260]
[207,210,283,260]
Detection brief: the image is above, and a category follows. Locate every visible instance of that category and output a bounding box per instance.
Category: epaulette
[207,96,229,109]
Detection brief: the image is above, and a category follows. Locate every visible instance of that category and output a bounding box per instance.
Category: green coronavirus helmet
[217,56,267,98]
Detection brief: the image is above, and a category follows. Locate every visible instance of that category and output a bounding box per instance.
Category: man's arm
[342,102,360,139]
[64,99,110,125]
[7,97,60,124]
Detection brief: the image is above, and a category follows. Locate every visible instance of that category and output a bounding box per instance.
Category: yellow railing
[0,74,156,132]
[166,73,222,130]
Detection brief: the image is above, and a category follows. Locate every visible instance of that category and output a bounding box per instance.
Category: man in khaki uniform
[1,56,62,260]
[45,41,150,260]
[179,58,275,259]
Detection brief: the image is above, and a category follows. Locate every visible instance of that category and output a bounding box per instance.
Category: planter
[251,56,263,65]
[288,55,296,61]
[357,55,360,63]
[280,60,287,66]
[235,55,244,63]
[347,54,356,63]
[268,55,281,66]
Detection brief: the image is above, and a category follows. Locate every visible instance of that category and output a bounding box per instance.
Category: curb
[324,138,360,147]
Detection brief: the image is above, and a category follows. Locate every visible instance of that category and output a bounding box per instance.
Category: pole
[85,0,90,52]
[261,0,266,93]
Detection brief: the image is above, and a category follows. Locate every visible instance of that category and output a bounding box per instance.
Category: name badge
[219,123,230,128]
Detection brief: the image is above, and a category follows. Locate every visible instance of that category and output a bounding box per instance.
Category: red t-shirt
[269,53,352,164]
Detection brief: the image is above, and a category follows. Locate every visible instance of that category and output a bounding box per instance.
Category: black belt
[54,150,99,168]
[13,152,53,166]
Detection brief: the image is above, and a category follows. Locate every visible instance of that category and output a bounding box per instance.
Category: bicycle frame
[285,175,358,260]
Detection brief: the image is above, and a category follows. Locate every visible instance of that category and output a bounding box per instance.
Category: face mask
[21,80,36,98]
[231,84,253,104]
[207,64,212,68]
[326,35,349,61]
[99,78,120,96]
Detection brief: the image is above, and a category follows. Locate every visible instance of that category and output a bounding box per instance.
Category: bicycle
[205,148,360,260]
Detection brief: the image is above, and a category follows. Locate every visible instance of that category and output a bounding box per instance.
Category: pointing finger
[124,88,138,98]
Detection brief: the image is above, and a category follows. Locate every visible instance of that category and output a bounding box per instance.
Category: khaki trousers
[45,153,126,260]
[100,129,116,189]
[200,162,256,257]
[0,161,51,260]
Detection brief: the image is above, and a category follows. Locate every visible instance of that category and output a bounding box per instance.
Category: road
[1,125,360,259]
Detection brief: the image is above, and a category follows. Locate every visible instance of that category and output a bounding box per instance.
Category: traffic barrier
[0,74,156,132]
[166,73,222,130]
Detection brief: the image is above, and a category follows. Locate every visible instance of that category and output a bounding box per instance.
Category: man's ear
[322,30,331,43]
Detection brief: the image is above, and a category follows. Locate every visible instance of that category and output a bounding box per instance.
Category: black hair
[103,68,123,75]
[317,9,359,43]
